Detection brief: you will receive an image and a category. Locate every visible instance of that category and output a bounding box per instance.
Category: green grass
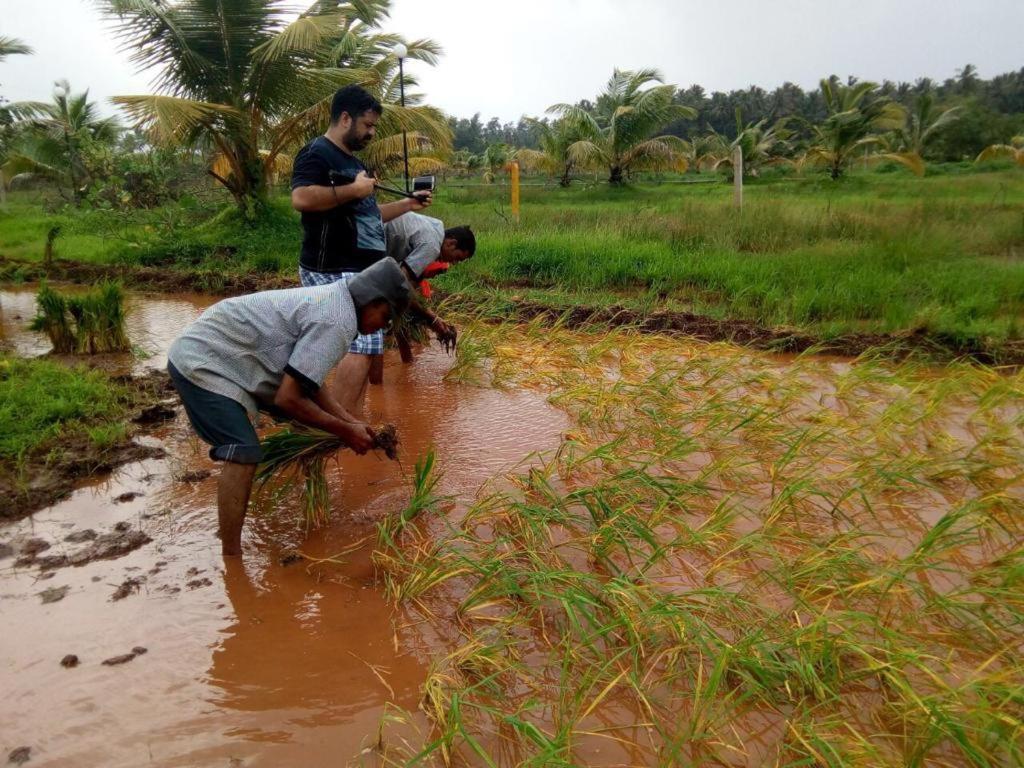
[3,167,1023,348]
[0,355,132,463]
[430,171,1024,346]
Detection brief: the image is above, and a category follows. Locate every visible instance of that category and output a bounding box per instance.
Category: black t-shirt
[291,136,386,273]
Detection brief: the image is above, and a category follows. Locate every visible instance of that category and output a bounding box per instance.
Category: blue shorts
[299,267,384,355]
[167,362,263,464]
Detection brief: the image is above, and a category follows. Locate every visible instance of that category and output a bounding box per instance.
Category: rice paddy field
[1,281,1022,766]
[3,169,1024,766]
[367,312,1024,767]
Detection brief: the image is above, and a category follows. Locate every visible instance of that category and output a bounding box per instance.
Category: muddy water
[0,288,568,767]
[0,287,217,371]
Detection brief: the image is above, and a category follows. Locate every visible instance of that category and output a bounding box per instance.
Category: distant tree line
[450,65,1024,164]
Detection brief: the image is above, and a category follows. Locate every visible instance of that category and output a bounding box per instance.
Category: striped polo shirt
[386,212,445,279]
[167,282,358,415]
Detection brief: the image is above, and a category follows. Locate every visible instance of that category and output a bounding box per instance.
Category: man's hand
[432,317,457,353]
[409,190,432,210]
[337,421,375,455]
[350,170,377,200]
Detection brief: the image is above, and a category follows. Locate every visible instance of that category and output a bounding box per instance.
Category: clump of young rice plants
[30,281,131,354]
[30,282,76,353]
[257,423,399,529]
[373,317,1024,766]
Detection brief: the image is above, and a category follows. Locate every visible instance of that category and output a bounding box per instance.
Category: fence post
[509,160,520,224]
[733,146,743,211]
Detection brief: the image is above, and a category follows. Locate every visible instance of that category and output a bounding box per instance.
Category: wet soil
[0,256,294,296]
[14,523,152,569]
[454,292,1024,365]
[0,369,173,522]
[1,287,199,519]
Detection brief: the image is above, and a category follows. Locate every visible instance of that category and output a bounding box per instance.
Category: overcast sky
[2,0,1022,122]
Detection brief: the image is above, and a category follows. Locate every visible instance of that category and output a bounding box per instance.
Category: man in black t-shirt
[291,85,431,415]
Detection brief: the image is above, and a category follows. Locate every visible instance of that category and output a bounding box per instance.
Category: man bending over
[380,213,476,369]
[167,259,410,556]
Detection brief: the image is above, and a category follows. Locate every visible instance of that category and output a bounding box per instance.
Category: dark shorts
[167,362,263,465]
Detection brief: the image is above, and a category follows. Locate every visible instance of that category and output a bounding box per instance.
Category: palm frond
[0,36,33,60]
[566,139,605,167]
[976,144,1024,166]
[98,0,224,98]
[113,94,240,144]
[251,11,343,64]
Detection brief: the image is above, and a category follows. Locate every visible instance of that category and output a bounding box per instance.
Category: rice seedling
[29,280,130,353]
[66,281,130,353]
[256,423,399,529]
[368,317,1024,766]
[29,281,75,352]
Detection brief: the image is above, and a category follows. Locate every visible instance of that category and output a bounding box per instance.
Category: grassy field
[2,166,1023,351]
[371,317,1024,766]
[0,355,132,463]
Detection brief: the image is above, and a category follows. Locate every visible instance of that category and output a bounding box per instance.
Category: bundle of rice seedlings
[389,311,431,345]
[257,423,399,528]
[30,281,130,354]
[67,282,130,354]
[30,282,75,353]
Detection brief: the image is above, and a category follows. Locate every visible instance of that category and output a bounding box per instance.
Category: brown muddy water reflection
[0,288,568,767]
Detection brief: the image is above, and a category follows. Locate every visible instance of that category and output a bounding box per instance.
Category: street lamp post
[392,43,410,193]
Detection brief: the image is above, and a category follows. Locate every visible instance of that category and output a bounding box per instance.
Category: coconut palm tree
[3,80,119,202]
[481,142,511,183]
[0,36,34,201]
[548,69,697,184]
[707,109,793,178]
[801,78,916,179]
[895,93,960,158]
[99,0,450,217]
[676,134,719,174]
[976,136,1024,167]
[444,148,482,179]
[513,117,585,186]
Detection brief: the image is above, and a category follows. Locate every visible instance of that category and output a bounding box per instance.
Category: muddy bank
[4,256,1020,365]
[449,293,1024,366]
[0,256,296,296]
[0,369,174,521]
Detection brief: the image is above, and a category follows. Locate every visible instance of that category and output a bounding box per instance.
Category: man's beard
[345,126,370,151]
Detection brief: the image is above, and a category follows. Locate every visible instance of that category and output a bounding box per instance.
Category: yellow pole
[732,145,743,211]
[510,160,520,223]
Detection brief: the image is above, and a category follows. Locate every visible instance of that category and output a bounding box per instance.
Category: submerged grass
[370,315,1024,767]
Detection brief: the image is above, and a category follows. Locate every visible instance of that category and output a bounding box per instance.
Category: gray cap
[347,258,411,317]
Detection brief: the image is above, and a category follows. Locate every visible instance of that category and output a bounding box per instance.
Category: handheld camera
[328,170,436,200]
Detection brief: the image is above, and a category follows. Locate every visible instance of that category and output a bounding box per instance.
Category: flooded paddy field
[1,288,1022,766]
